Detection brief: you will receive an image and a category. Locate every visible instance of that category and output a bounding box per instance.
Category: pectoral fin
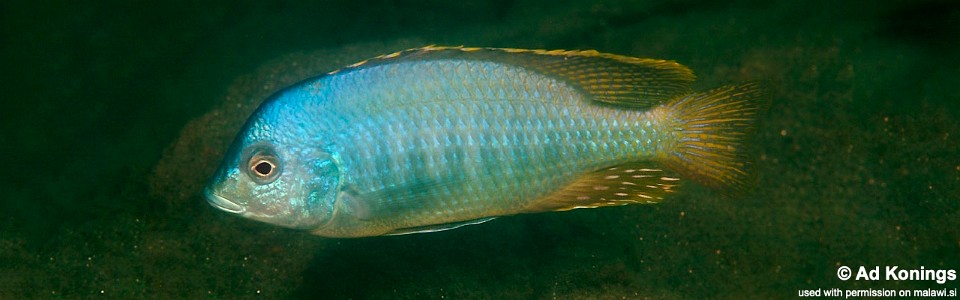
[344,176,458,219]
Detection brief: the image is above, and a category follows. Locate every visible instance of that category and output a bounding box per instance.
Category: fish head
[204,102,340,231]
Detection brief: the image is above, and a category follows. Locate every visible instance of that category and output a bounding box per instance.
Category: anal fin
[523,161,680,213]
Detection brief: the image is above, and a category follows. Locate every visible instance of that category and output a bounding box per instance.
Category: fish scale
[324,60,661,231]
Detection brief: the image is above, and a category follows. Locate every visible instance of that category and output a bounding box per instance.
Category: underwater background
[1,0,958,298]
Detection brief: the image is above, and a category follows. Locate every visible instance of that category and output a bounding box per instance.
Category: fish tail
[662,82,768,192]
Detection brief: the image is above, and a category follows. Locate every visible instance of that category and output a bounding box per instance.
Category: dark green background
[2,0,958,298]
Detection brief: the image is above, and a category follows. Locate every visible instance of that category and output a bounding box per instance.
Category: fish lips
[204,187,245,214]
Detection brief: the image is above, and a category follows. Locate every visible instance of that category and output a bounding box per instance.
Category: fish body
[205,46,766,237]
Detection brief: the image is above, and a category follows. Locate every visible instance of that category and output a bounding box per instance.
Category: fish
[204,46,767,238]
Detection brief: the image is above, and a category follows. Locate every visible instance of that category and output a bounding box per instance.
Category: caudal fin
[663,82,768,191]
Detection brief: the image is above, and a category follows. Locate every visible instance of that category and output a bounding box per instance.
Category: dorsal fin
[522,161,681,213]
[329,46,696,108]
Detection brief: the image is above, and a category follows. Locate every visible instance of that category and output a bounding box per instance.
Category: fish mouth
[204,188,245,214]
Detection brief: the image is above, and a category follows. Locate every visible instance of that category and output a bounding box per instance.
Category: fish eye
[252,159,275,177]
[245,146,282,184]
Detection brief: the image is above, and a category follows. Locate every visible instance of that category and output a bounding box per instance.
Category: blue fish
[205,46,766,237]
